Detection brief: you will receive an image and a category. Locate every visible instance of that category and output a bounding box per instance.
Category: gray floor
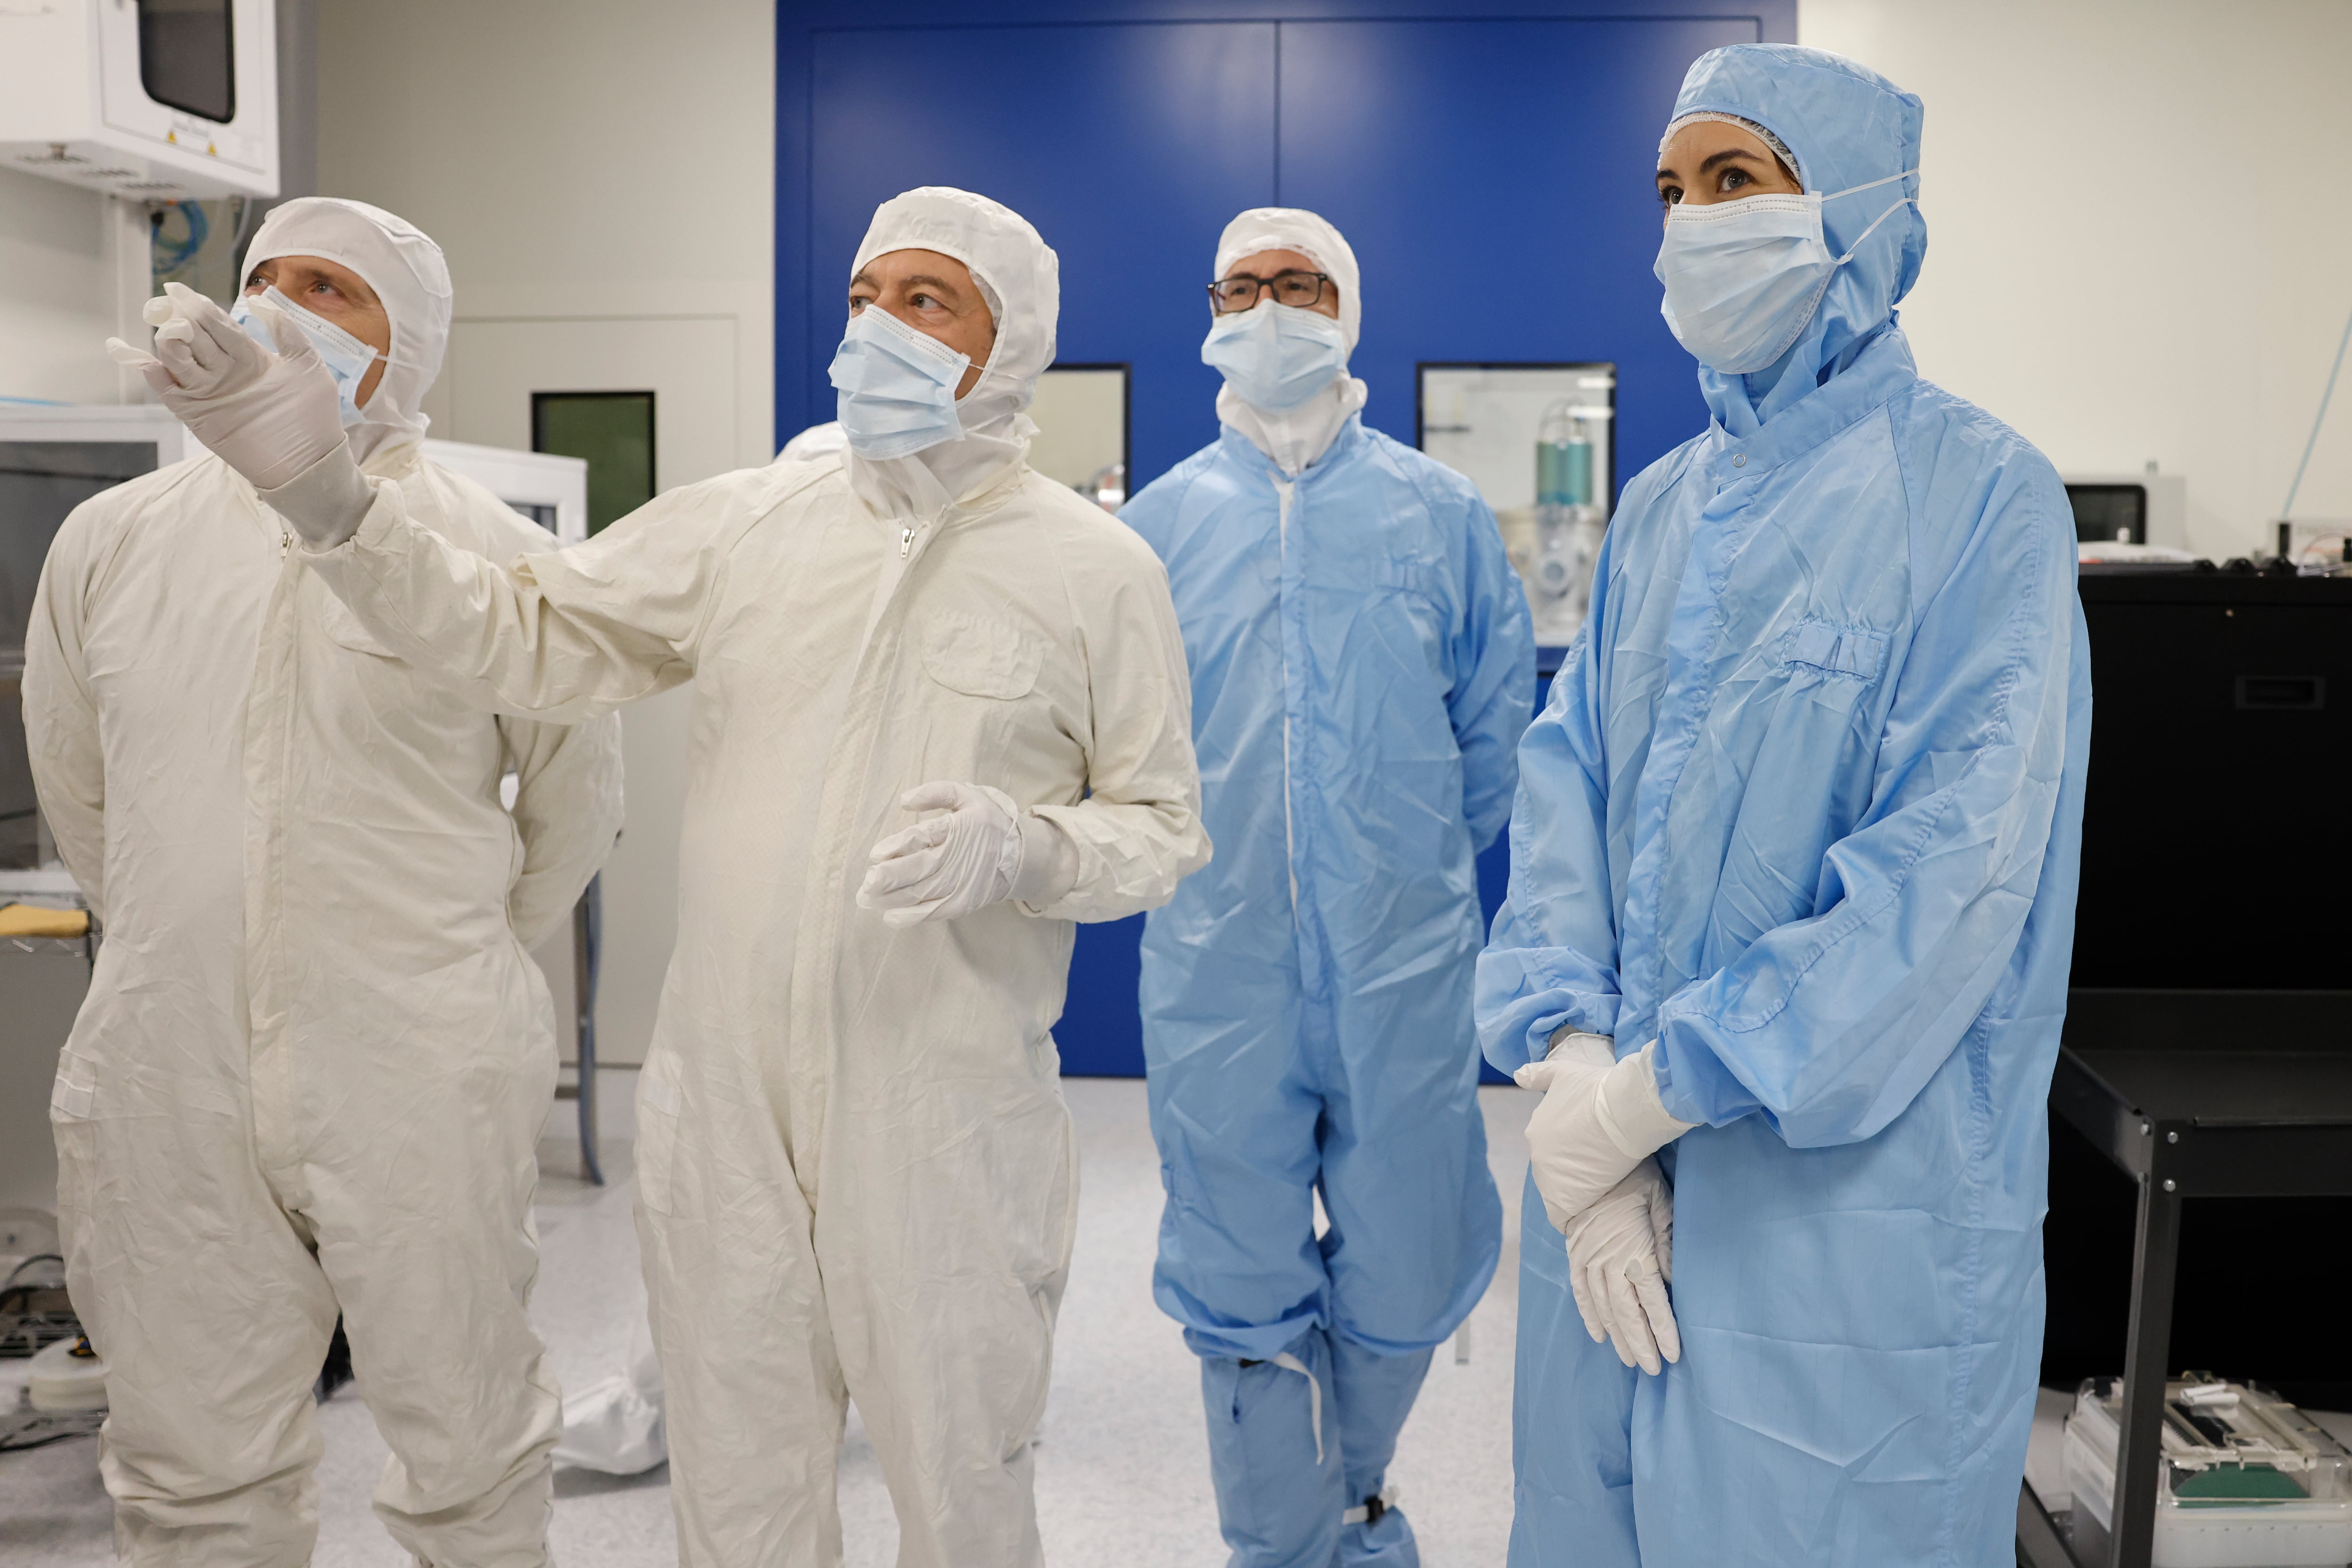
[3,1073,1532,1567]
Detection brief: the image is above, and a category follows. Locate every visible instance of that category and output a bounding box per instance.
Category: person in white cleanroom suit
[26,197,624,1567]
[130,186,1211,1568]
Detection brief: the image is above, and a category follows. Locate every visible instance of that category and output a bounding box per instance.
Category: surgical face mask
[1653,168,1917,375]
[828,305,973,460]
[230,286,384,427]
[1200,302,1349,412]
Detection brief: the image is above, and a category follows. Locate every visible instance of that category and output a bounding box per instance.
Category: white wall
[0,169,144,405]
[316,0,774,1063]
[1801,0,2352,558]
[316,0,774,471]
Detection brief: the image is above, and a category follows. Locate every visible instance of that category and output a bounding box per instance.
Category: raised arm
[302,464,799,723]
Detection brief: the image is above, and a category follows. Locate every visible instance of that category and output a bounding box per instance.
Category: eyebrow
[849,269,963,300]
[1656,146,1773,183]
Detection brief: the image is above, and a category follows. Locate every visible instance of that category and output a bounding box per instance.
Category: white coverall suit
[23,199,625,1568]
[285,188,1208,1566]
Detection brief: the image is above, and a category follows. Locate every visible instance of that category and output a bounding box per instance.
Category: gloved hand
[858,781,1078,927]
[106,284,368,544]
[1516,1033,1697,1235]
[1560,1158,1680,1375]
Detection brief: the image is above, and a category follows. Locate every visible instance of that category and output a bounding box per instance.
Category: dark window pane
[532,393,655,537]
[137,0,237,123]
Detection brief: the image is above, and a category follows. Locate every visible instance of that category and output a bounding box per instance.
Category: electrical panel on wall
[0,0,279,200]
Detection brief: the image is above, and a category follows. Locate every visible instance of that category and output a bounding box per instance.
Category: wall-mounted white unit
[422,439,589,546]
[0,0,278,200]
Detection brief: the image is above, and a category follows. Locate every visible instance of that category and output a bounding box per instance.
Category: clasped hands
[1515,1031,1697,1376]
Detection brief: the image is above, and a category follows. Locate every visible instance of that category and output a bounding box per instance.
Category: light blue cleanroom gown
[1123,414,1534,1567]
[1475,45,2092,1568]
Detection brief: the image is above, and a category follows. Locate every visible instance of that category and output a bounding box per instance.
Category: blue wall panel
[808,24,1276,484]
[1278,17,1755,474]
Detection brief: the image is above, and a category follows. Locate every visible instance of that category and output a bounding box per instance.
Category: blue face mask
[230,286,383,427]
[828,305,972,460]
[1653,168,1916,375]
[1200,302,1350,412]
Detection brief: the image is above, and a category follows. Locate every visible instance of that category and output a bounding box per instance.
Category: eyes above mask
[1200,302,1350,412]
[828,304,974,460]
[1652,168,1917,376]
[230,286,384,427]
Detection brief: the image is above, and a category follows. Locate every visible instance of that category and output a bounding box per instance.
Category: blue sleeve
[1652,470,2080,1146]
[1473,527,1623,1075]
[1447,490,1537,852]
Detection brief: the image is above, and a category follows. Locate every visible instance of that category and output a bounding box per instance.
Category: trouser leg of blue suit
[1329,1335,1432,1568]
[1201,1327,1345,1568]
[1508,1167,1642,1568]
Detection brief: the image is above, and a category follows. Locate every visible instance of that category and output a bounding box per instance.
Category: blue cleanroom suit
[1124,410,1535,1565]
[1476,46,2092,1567]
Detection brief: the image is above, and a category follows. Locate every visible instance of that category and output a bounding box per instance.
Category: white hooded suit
[24,198,625,1566]
[293,188,1209,1566]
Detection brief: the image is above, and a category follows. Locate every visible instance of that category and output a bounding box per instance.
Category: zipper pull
[900,525,915,559]
[280,531,292,558]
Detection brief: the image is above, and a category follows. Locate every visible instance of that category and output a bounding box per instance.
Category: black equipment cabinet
[2023,570,2352,1568]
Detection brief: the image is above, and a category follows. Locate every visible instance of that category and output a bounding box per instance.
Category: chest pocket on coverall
[922,611,1043,701]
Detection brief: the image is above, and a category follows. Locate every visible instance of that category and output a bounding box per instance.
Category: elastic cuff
[1544,1028,1615,1069]
[262,439,372,549]
[1011,812,1080,909]
[1593,1041,1699,1158]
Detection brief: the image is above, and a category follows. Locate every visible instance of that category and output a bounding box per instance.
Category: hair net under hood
[242,197,452,463]
[1211,207,1369,475]
[846,187,1058,523]
[1666,45,1926,437]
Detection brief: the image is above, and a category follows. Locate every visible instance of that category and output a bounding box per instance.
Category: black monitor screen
[136,0,237,124]
[2066,483,2145,544]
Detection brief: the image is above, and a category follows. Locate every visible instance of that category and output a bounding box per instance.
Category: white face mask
[230,286,383,427]
[828,304,973,460]
[1200,302,1350,411]
[1652,168,1917,375]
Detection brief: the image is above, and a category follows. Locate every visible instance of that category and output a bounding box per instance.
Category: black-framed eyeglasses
[1208,270,1330,313]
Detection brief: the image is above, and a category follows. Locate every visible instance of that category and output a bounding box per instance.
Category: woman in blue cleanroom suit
[1121,207,1535,1568]
[1476,44,2092,1568]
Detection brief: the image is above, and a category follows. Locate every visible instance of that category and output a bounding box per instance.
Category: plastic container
[27,1331,107,1413]
[2065,1376,2352,1568]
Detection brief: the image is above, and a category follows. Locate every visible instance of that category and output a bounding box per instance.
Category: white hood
[242,196,453,466]
[843,187,1059,523]
[1211,205,1368,476]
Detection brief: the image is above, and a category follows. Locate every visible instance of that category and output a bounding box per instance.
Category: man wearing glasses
[1120,208,1534,1568]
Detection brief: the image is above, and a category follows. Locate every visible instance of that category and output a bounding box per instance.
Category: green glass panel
[533,392,655,536]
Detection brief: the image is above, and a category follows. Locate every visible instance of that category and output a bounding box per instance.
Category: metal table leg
[572,875,604,1186]
[2105,1173,2182,1568]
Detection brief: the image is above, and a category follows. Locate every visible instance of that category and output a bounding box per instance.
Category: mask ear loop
[1753,175,1921,371]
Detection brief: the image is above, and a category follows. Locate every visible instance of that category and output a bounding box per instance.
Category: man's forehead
[854,247,970,284]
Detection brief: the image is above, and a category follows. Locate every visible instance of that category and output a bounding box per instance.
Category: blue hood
[1668,44,1927,434]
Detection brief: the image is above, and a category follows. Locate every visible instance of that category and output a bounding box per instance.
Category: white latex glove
[1560,1158,1680,1375]
[105,284,367,542]
[1516,1034,1697,1235]
[858,781,1076,927]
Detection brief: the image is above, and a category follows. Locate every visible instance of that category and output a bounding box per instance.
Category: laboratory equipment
[2064,1377,2352,1568]
[1532,399,1611,641]
[0,0,280,200]
[1027,362,1130,509]
[2065,470,2189,549]
[1417,363,1616,647]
